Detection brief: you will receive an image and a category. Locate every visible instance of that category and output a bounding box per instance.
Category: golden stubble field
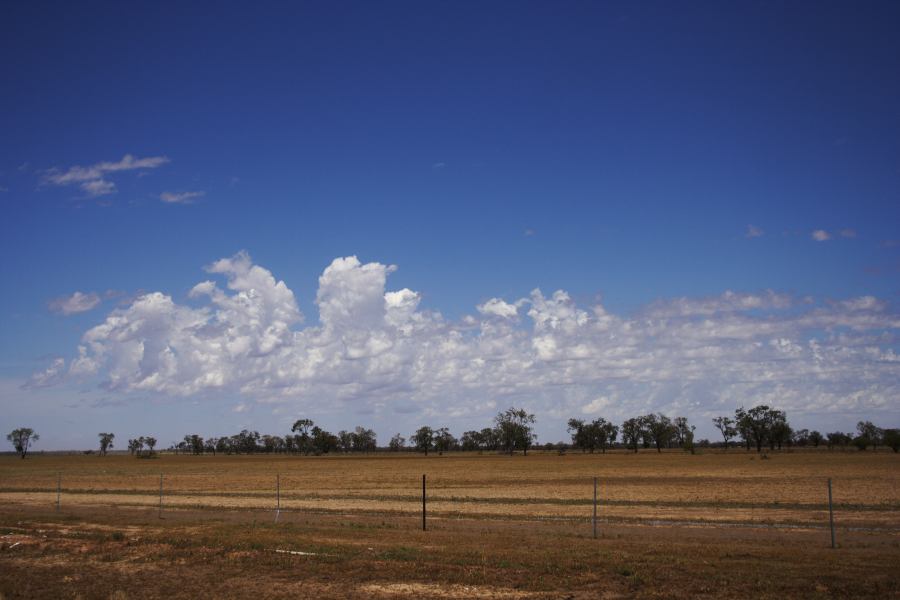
[1,450,898,598]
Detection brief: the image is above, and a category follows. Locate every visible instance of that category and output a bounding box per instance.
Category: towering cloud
[37,252,900,423]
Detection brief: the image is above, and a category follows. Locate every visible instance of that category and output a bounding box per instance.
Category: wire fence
[2,455,897,545]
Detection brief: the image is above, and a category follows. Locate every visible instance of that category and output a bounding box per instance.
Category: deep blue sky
[1,1,898,448]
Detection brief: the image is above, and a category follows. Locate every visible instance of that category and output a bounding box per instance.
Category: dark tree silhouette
[7,428,39,459]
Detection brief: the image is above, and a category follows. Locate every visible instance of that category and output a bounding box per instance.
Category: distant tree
[808,431,824,448]
[791,429,810,447]
[826,431,851,450]
[480,427,500,451]
[311,426,338,455]
[852,436,868,451]
[883,429,900,453]
[568,418,618,453]
[261,435,284,454]
[145,437,157,455]
[674,417,695,454]
[412,426,434,456]
[735,405,786,453]
[856,421,883,451]
[7,428,39,459]
[204,437,218,456]
[351,426,376,453]
[567,419,588,451]
[643,414,674,453]
[291,419,315,455]
[434,427,457,454]
[594,419,618,453]
[240,430,262,453]
[389,433,406,451]
[712,416,737,450]
[621,418,644,453]
[770,415,792,450]
[494,407,536,456]
[337,430,353,453]
[733,408,751,451]
[184,434,204,455]
[98,432,115,456]
[460,430,482,452]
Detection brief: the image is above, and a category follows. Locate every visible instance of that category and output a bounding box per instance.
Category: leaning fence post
[422,474,427,531]
[592,476,598,539]
[827,478,835,549]
[56,472,61,513]
[158,474,163,519]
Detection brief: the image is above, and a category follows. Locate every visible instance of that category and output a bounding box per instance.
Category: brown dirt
[1,450,898,598]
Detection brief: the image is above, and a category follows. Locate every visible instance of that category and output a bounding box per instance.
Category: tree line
[6,406,899,458]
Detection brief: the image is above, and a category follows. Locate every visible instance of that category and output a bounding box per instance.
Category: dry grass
[1,450,898,598]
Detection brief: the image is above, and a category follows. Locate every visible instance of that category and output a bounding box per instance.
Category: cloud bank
[44,252,900,424]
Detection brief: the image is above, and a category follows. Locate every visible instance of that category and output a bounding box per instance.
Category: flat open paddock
[1,451,898,598]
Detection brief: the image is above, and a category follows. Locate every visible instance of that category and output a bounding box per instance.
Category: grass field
[1,450,898,598]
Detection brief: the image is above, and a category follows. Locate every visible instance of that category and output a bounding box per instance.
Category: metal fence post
[158,474,163,519]
[828,478,835,549]
[422,474,426,531]
[275,473,281,522]
[592,476,598,539]
[56,472,61,513]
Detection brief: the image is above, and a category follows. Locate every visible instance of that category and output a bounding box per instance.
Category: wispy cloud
[840,229,857,238]
[42,154,170,197]
[811,229,832,242]
[160,190,205,204]
[48,291,101,315]
[23,357,66,389]
[745,224,764,239]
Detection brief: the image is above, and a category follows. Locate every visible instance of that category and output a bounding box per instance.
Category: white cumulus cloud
[812,229,832,242]
[477,298,519,319]
[32,252,900,428]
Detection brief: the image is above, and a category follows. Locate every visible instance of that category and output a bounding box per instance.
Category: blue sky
[2,1,898,449]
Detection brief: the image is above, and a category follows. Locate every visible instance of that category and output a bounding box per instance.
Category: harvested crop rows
[2,451,899,598]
